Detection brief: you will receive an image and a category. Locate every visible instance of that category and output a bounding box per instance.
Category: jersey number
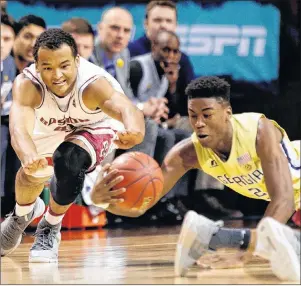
[248,188,267,198]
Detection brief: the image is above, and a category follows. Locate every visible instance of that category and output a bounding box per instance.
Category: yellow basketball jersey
[191,113,300,209]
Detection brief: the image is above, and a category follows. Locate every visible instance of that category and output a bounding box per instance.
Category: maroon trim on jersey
[78,74,103,115]
[25,69,46,109]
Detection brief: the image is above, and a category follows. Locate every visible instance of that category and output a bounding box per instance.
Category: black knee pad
[51,141,92,206]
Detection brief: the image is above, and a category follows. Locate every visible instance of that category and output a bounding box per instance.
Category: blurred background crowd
[1,0,300,228]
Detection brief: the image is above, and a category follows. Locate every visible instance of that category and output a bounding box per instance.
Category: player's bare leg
[29,139,92,263]
[1,168,49,256]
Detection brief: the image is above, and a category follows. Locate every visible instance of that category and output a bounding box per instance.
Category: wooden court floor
[1,223,299,285]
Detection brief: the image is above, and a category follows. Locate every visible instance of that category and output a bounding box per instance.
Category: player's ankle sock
[209,227,251,250]
[45,208,65,225]
[15,201,35,217]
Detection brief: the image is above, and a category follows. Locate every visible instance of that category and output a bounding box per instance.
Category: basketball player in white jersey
[0,28,145,263]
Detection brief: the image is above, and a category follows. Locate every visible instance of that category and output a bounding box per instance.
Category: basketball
[110,152,164,211]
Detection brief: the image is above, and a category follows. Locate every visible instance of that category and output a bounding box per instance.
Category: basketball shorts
[32,119,124,175]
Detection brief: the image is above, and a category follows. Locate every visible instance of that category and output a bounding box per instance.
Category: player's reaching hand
[22,154,48,176]
[86,77,145,151]
[114,130,144,149]
[91,164,126,205]
[91,164,144,217]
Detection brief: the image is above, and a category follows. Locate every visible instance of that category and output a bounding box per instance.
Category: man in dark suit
[128,0,195,116]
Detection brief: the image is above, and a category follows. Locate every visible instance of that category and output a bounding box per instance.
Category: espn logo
[177,24,267,57]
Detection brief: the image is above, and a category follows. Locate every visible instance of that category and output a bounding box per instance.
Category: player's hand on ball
[114,130,144,149]
[91,164,126,205]
[22,155,48,176]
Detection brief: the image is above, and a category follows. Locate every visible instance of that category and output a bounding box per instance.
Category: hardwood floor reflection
[1,224,298,284]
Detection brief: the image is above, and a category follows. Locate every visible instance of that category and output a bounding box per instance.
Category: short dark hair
[145,0,177,20]
[16,14,46,35]
[186,76,231,103]
[1,13,17,35]
[61,17,94,37]
[33,29,78,62]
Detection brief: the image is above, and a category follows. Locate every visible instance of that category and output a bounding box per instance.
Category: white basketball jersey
[23,57,124,136]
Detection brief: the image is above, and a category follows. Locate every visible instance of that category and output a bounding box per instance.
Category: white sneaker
[1,197,45,256]
[174,211,224,276]
[257,217,300,282]
[29,218,61,263]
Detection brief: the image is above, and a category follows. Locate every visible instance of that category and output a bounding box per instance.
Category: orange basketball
[110,152,164,211]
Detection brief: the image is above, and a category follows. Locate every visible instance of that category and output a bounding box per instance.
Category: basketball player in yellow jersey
[88,76,300,281]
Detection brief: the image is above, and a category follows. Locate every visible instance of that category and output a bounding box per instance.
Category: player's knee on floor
[51,141,92,206]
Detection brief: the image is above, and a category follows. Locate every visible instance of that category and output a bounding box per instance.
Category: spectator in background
[92,7,132,93]
[131,30,184,128]
[12,15,46,73]
[61,17,94,61]
[1,13,17,215]
[128,0,195,117]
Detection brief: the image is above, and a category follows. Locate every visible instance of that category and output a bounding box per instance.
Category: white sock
[45,208,65,225]
[15,201,35,217]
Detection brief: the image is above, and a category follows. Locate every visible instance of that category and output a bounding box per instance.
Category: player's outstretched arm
[85,77,145,149]
[155,138,201,204]
[256,117,295,223]
[10,74,48,175]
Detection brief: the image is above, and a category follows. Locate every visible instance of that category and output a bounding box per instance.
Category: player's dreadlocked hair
[33,28,78,62]
[185,76,231,103]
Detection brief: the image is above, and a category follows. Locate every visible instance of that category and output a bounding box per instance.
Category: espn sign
[177,24,267,57]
